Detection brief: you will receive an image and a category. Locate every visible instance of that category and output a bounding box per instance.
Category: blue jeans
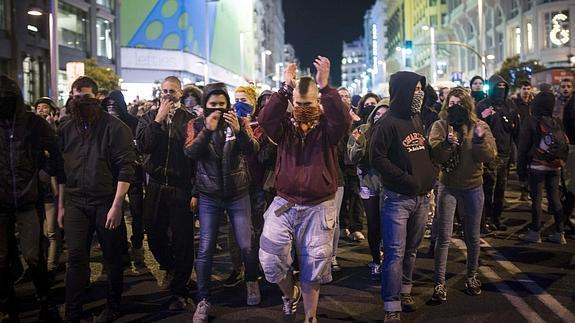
[380,190,429,312]
[196,194,258,301]
[434,184,484,284]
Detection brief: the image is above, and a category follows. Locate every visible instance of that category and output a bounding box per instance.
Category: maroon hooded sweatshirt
[257,86,351,205]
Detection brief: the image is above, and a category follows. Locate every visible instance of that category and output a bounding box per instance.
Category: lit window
[96,18,114,59]
[58,3,88,51]
[515,27,521,55]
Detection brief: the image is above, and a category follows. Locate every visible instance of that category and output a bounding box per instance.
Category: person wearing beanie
[184,82,261,322]
[518,91,569,244]
[476,74,520,233]
[470,76,487,103]
[34,97,59,129]
[135,76,196,311]
[183,84,203,117]
[0,75,64,322]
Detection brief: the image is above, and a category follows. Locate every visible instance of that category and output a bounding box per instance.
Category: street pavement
[13,177,575,322]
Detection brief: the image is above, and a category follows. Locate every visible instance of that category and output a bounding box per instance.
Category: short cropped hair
[297,77,317,96]
[162,76,182,89]
[71,76,98,94]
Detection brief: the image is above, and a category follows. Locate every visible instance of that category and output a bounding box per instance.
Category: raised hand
[283,63,297,88]
[313,56,330,89]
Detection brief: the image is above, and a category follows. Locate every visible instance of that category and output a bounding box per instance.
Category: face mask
[163,94,180,103]
[492,87,506,103]
[410,90,425,115]
[204,108,228,129]
[361,104,376,119]
[0,95,18,119]
[234,102,253,118]
[447,104,469,130]
[105,99,120,118]
[471,91,485,102]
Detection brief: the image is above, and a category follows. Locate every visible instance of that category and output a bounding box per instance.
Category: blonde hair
[438,87,479,125]
[234,85,257,107]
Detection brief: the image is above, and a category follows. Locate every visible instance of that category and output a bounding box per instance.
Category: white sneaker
[246,281,261,306]
[349,231,365,241]
[193,299,210,323]
[548,231,567,245]
[520,228,541,243]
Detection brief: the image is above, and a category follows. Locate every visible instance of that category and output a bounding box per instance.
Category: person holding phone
[428,87,496,302]
[136,76,196,311]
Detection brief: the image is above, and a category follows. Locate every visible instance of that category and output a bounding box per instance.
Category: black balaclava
[447,104,469,131]
[0,75,23,120]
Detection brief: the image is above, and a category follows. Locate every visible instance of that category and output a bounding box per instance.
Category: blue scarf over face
[234,102,253,118]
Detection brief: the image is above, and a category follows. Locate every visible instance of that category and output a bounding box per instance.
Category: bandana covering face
[410,90,425,115]
[292,104,321,131]
[234,102,253,118]
[447,104,469,131]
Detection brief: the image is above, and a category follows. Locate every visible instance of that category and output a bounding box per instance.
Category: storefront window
[96,18,114,59]
[58,3,88,51]
[544,10,570,49]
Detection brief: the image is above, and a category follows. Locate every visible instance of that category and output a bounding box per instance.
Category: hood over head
[367,97,390,124]
[102,90,130,122]
[487,74,509,99]
[469,75,484,88]
[202,82,231,111]
[531,91,555,118]
[0,75,25,119]
[424,84,438,108]
[255,89,273,117]
[389,71,427,119]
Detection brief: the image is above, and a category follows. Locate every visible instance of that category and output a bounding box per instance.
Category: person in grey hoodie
[369,71,438,323]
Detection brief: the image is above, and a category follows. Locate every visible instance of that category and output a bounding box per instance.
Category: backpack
[531,116,569,168]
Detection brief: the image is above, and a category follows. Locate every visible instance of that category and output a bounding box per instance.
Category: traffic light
[404,40,413,55]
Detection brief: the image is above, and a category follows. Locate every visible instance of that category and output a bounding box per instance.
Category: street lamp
[27,1,58,102]
[261,49,271,85]
[422,25,437,86]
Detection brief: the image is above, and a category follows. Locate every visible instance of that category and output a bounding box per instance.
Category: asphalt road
[13,178,575,322]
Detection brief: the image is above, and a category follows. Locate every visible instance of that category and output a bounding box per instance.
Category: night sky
[282,0,375,86]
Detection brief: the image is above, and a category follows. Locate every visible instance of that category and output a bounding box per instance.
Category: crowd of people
[0,57,574,323]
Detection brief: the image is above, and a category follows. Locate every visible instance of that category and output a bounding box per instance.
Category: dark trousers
[229,187,267,272]
[128,183,144,249]
[483,156,510,226]
[64,203,125,320]
[0,209,49,315]
[143,181,194,297]
[340,174,365,232]
[529,170,564,233]
[362,196,382,264]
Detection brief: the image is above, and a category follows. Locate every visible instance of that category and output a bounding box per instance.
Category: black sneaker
[400,293,416,312]
[222,270,243,288]
[431,283,447,302]
[465,274,482,296]
[383,311,401,323]
[168,296,194,311]
[281,285,301,322]
[93,305,121,323]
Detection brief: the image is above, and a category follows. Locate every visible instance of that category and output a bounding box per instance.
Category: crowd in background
[1,60,574,323]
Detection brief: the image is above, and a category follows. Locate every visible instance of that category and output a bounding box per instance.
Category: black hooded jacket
[0,76,65,211]
[517,92,562,180]
[104,90,144,184]
[369,71,438,196]
[59,108,136,206]
[184,83,258,200]
[476,75,520,158]
[563,95,575,143]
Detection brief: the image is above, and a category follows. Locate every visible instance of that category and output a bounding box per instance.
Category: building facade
[120,0,285,100]
[445,0,575,85]
[363,0,388,94]
[341,37,368,95]
[0,0,120,104]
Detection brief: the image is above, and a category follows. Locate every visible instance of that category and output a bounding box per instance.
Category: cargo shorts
[259,196,337,284]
